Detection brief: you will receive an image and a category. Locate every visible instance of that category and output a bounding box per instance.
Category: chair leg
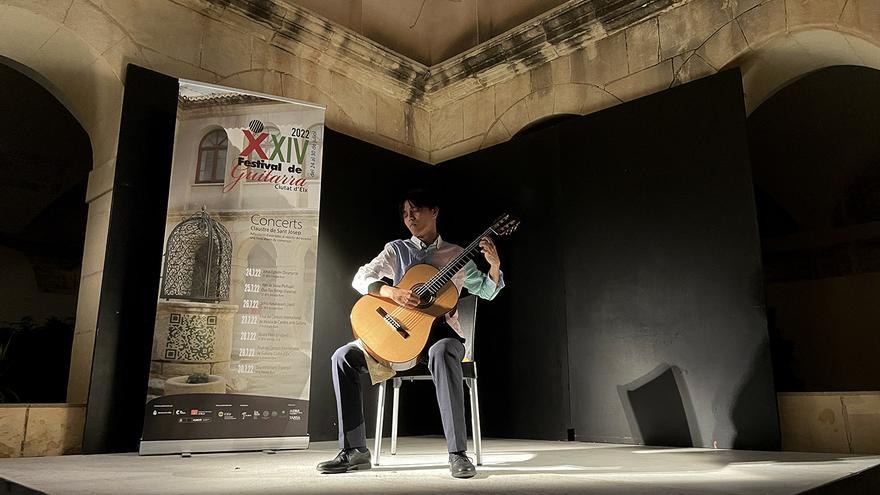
[467,378,483,466]
[391,378,401,455]
[373,381,386,466]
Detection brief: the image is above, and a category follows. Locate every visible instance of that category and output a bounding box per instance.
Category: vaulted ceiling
[283,0,570,65]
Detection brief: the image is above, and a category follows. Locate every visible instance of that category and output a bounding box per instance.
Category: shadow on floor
[0,478,45,495]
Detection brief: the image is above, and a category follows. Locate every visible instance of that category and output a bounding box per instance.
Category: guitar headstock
[489,213,521,237]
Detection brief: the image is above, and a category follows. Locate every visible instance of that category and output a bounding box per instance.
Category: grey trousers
[331,338,468,453]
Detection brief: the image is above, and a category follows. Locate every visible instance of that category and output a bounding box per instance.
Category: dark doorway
[750,65,880,393]
[0,59,92,403]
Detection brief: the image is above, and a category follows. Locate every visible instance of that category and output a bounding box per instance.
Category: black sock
[354,446,368,453]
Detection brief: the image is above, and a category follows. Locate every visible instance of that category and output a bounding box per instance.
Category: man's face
[402,200,438,238]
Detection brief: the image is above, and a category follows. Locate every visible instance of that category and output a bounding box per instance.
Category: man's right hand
[379,285,420,308]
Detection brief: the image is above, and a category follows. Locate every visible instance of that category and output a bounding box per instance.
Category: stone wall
[0,0,878,457]
[426,0,880,162]
[779,392,880,454]
[0,405,85,457]
[0,0,428,456]
[0,0,433,423]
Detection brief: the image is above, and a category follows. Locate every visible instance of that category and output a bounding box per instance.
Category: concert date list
[227,215,316,398]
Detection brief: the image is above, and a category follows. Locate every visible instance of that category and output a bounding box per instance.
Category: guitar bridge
[376,307,409,339]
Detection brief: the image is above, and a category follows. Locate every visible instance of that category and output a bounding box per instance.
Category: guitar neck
[416,227,494,296]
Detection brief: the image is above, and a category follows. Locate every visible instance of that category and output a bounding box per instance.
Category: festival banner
[139,80,324,455]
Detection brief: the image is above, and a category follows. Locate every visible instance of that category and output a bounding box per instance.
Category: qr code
[164,313,216,361]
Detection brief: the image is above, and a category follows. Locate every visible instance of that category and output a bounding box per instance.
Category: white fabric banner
[140,80,324,454]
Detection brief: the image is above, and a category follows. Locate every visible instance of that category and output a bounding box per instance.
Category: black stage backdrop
[309,130,431,442]
[313,69,777,449]
[558,70,779,449]
[411,69,778,449]
[85,67,778,451]
[311,129,571,443]
[423,130,571,441]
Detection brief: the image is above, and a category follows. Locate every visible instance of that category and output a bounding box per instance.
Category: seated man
[317,188,504,479]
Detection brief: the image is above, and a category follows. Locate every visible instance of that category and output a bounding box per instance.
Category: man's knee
[331,344,358,367]
[428,338,464,364]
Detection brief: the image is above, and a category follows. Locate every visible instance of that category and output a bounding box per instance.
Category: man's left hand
[480,237,502,283]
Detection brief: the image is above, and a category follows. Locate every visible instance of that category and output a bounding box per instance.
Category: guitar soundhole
[409,283,435,309]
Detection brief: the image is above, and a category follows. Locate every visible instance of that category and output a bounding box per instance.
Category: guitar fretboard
[414,227,494,296]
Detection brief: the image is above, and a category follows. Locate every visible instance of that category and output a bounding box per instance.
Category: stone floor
[1,437,879,494]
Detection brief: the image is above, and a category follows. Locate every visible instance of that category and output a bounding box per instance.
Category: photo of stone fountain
[148,207,236,399]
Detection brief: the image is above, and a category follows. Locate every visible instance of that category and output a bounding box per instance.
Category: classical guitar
[350,214,520,368]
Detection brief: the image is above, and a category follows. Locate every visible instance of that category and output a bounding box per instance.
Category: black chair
[372,295,483,465]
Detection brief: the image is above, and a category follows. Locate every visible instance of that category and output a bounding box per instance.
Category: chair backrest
[457,295,478,361]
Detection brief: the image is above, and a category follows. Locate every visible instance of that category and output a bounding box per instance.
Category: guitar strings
[367,218,513,359]
[385,227,495,329]
[418,227,492,295]
[387,227,488,323]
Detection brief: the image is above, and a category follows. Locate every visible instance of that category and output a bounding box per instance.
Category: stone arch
[670,24,880,115]
[482,82,619,149]
[0,3,127,172]
[0,55,93,405]
[0,3,128,407]
[513,113,579,138]
[726,28,880,114]
[480,1,880,154]
[665,1,880,114]
[748,64,880,397]
[748,64,880,232]
[246,240,278,269]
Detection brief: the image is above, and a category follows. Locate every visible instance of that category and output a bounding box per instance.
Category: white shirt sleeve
[351,242,398,295]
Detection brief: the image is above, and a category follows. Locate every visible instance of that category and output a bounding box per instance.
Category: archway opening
[0,60,92,403]
[748,65,880,392]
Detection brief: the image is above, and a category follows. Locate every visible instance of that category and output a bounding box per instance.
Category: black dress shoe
[317,448,372,473]
[449,452,476,479]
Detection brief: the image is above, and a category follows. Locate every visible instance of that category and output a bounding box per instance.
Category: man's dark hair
[400,188,439,216]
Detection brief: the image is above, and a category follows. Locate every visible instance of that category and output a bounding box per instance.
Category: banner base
[139,435,309,455]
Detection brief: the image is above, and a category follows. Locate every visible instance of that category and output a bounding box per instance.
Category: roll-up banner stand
[139,80,324,455]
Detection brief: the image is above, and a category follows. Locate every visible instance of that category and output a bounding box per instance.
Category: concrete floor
[1,437,879,494]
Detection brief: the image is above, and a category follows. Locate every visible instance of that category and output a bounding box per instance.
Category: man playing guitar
[317,188,504,479]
